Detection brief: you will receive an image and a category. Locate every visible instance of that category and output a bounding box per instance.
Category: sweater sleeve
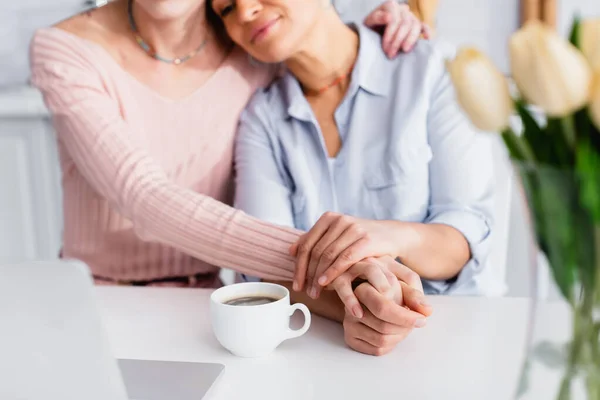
[29,30,300,281]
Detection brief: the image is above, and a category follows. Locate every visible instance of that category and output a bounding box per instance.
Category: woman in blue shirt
[208,0,496,354]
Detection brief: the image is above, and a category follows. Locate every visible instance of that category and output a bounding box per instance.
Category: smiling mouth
[250,17,281,43]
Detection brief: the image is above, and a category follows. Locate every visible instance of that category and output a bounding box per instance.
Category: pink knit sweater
[30,27,301,282]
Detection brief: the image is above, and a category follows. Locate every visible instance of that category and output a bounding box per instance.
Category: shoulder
[239,72,289,131]
[32,2,128,68]
[53,2,128,50]
[392,38,457,79]
[29,26,105,89]
[372,36,459,100]
[30,3,129,88]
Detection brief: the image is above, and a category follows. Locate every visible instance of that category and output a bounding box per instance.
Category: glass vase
[515,163,600,400]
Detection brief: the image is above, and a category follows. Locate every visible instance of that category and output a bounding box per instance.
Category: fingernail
[353,305,363,319]
[293,281,299,291]
[414,318,427,328]
[420,299,431,308]
[317,276,327,286]
[308,287,318,299]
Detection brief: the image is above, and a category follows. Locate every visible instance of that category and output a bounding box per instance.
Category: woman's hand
[329,255,429,319]
[363,1,432,58]
[290,212,415,299]
[343,280,429,356]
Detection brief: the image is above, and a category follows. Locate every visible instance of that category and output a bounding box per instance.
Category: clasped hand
[288,212,432,355]
[330,255,431,356]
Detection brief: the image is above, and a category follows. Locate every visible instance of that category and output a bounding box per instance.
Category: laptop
[0,260,225,400]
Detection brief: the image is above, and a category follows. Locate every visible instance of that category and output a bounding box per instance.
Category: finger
[355,283,427,328]
[381,1,407,50]
[293,213,335,292]
[359,306,411,336]
[421,24,432,39]
[363,9,391,28]
[351,259,391,295]
[402,19,422,52]
[289,242,298,257]
[345,336,392,356]
[380,1,401,49]
[400,281,433,317]
[331,274,363,319]
[308,217,354,298]
[349,319,401,349]
[382,267,403,304]
[319,237,374,286]
[314,224,363,288]
[388,18,413,57]
[292,233,310,292]
[386,260,423,293]
[382,20,400,53]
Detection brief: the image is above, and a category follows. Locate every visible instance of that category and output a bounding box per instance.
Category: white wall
[437,0,520,74]
[0,1,88,87]
[436,0,598,74]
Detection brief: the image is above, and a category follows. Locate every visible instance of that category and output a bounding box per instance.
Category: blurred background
[0,0,597,299]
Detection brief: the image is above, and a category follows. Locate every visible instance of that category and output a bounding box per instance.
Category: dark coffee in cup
[211,282,312,357]
[223,295,281,306]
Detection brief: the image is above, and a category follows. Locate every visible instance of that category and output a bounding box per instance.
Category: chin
[247,43,292,65]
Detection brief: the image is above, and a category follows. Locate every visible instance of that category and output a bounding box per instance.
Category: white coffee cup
[210,282,311,358]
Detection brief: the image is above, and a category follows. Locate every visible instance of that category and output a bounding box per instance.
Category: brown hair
[205,0,232,47]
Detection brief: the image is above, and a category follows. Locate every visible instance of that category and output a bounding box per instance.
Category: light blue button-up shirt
[234,25,496,295]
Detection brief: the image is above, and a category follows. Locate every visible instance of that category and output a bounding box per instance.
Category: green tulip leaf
[518,165,579,301]
[569,17,582,49]
[516,102,556,165]
[546,117,575,166]
[589,117,600,154]
[539,171,578,301]
[502,129,535,162]
[576,139,600,223]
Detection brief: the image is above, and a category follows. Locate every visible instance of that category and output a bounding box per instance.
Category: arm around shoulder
[29,29,300,281]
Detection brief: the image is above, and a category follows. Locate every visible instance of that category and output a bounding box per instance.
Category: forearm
[385,221,471,281]
[270,281,345,323]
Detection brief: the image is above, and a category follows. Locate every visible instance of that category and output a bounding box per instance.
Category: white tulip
[581,18,600,71]
[446,48,513,132]
[509,21,593,117]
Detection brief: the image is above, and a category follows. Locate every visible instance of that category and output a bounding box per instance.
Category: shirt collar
[351,23,391,96]
[280,23,392,121]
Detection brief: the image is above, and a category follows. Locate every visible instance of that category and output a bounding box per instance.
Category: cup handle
[284,303,311,340]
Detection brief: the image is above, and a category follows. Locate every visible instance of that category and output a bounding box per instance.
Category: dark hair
[205,0,232,47]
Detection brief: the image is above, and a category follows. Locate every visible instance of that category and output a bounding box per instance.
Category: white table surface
[97,287,570,400]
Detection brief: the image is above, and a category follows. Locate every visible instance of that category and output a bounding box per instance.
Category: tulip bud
[590,72,600,130]
[509,21,592,117]
[581,18,600,71]
[446,48,513,132]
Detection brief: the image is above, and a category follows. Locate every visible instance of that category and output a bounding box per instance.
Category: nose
[236,0,262,22]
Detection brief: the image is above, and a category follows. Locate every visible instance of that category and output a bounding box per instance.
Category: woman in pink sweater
[29,0,430,340]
